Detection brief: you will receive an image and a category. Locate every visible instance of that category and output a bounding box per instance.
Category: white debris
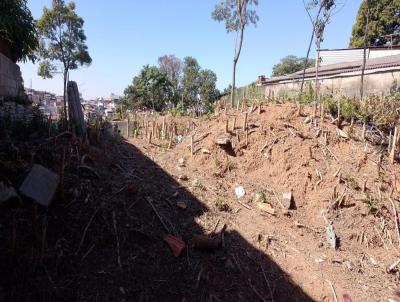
[234,186,246,199]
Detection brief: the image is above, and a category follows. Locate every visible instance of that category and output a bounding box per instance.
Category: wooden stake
[390,127,398,164]
[225,120,229,133]
[190,135,194,157]
[245,128,248,147]
[148,130,152,144]
[243,112,248,131]
[232,117,236,131]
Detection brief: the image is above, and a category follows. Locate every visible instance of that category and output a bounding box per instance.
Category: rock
[282,192,293,209]
[215,136,231,146]
[326,223,337,250]
[336,128,349,139]
[176,201,187,209]
[304,116,311,124]
[19,164,59,207]
[234,186,246,199]
[178,175,188,181]
[177,158,186,167]
[0,182,19,204]
[257,202,276,216]
[201,148,211,154]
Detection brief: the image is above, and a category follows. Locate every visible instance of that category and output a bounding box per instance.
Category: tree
[37,0,92,123]
[0,0,38,63]
[272,55,315,77]
[124,65,173,112]
[199,69,219,103]
[182,56,201,107]
[212,0,259,107]
[350,0,400,47]
[158,55,182,106]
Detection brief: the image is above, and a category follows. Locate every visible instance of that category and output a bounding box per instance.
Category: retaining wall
[0,53,23,98]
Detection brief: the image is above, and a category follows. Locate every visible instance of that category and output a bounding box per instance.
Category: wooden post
[390,126,398,164]
[225,120,229,133]
[168,132,173,149]
[148,130,152,144]
[388,130,393,155]
[258,102,262,115]
[245,128,248,147]
[190,135,194,157]
[232,117,236,132]
[126,118,129,138]
[243,113,248,131]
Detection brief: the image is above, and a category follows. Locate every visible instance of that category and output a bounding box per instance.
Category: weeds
[363,193,379,215]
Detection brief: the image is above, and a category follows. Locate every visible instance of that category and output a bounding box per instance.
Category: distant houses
[25,87,121,121]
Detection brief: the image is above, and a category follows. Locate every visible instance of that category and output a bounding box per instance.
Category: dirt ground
[1,102,400,301]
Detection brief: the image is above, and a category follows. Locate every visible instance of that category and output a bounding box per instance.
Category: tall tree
[300,0,324,93]
[158,55,182,106]
[199,69,219,103]
[272,55,315,77]
[0,0,38,63]
[313,0,336,104]
[124,65,173,112]
[37,0,92,123]
[212,0,259,107]
[182,56,201,108]
[350,0,400,47]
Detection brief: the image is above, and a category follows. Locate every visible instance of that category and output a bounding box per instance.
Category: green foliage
[37,0,92,81]
[298,82,315,105]
[350,0,400,47]
[0,0,38,62]
[158,55,182,106]
[363,193,379,215]
[182,56,201,106]
[124,65,173,112]
[211,0,259,33]
[272,55,315,77]
[361,93,400,130]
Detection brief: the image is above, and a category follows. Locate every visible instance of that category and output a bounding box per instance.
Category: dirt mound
[132,102,400,301]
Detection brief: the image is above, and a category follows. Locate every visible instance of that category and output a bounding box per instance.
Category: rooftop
[261,54,400,85]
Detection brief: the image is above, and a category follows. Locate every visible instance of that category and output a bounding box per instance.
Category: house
[258,46,400,99]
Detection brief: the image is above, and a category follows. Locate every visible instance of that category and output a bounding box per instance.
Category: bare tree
[300,0,324,93]
[212,0,259,107]
[360,0,370,100]
[158,55,183,105]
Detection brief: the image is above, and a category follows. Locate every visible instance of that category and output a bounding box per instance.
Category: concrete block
[19,164,60,207]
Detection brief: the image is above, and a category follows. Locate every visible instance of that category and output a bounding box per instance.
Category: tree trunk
[230,25,245,108]
[315,40,321,103]
[300,29,315,93]
[360,4,369,100]
[63,70,68,128]
[230,60,237,108]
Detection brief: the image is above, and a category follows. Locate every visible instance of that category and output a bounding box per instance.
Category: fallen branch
[75,208,100,255]
[145,196,171,233]
[389,198,400,247]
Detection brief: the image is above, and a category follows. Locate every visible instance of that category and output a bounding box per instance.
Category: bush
[361,93,400,130]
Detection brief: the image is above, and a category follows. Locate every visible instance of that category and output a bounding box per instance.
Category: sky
[21,0,362,99]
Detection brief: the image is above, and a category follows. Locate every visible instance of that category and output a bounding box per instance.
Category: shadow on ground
[0,133,314,301]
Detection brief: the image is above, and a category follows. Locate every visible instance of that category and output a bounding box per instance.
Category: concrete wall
[0,53,23,98]
[265,68,400,100]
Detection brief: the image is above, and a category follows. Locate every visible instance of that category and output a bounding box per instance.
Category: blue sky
[21,0,361,99]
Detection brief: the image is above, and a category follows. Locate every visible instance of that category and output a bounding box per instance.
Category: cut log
[67,81,86,136]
